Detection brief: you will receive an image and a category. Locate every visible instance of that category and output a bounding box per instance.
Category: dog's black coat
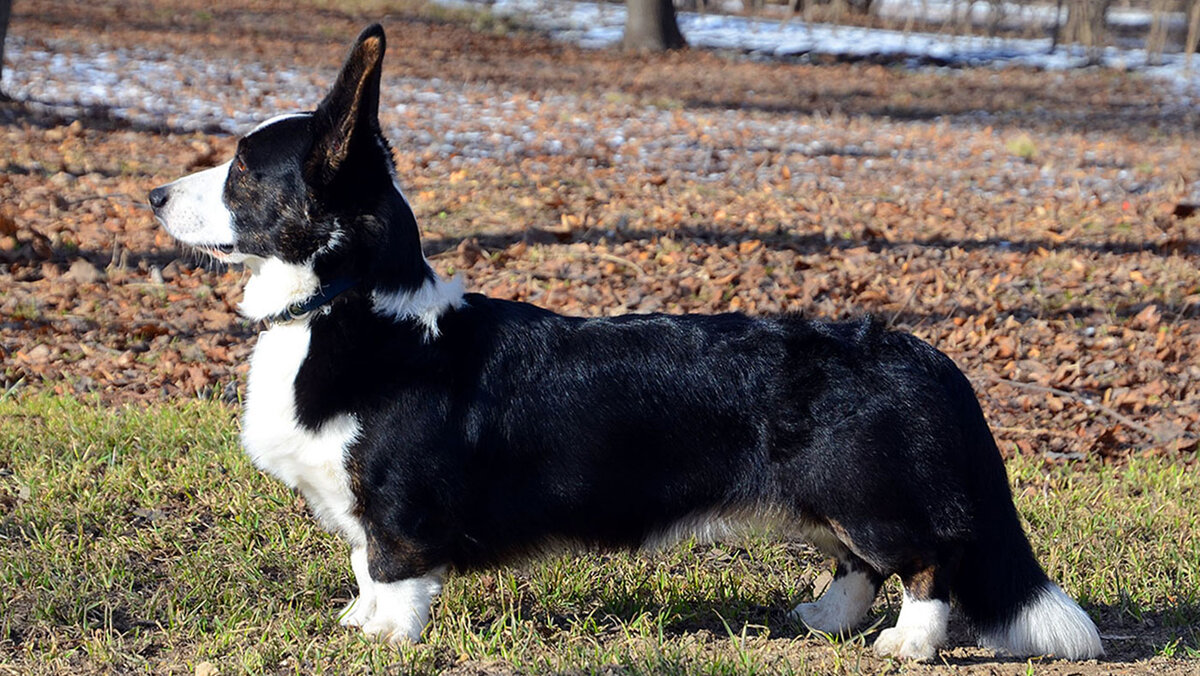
[297,286,1043,632]
[151,24,1102,656]
[258,24,1040,635]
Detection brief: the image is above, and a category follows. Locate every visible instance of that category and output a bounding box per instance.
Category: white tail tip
[982,582,1104,660]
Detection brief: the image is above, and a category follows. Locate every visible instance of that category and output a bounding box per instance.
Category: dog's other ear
[309,24,386,184]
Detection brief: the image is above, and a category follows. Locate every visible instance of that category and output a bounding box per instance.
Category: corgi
[149,24,1103,661]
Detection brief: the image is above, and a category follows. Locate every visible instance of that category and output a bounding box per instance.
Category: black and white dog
[150,25,1103,662]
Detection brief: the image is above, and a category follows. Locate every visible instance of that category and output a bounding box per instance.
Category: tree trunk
[1051,0,1064,53]
[1187,0,1200,70]
[0,0,11,100]
[1062,0,1111,64]
[623,0,687,52]
[1185,0,1195,69]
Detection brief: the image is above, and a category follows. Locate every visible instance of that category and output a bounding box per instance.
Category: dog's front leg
[338,547,377,628]
[359,572,444,644]
[350,541,444,644]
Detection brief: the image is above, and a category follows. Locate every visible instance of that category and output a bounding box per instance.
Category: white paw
[354,568,442,645]
[789,570,876,634]
[338,595,376,628]
[360,611,426,644]
[874,626,941,662]
[791,601,848,634]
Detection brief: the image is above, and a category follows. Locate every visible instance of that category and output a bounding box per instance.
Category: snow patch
[437,0,1200,92]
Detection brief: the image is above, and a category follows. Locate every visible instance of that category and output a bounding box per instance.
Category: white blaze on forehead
[249,112,313,135]
[156,161,235,247]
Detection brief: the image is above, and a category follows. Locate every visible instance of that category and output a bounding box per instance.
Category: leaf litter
[1,0,1198,469]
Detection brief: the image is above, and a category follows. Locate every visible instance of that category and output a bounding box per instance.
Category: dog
[149,24,1103,662]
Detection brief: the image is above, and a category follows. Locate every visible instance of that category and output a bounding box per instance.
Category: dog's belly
[242,321,365,546]
[641,506,846,556]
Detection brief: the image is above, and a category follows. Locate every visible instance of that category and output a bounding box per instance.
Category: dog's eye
[234,157,248,173]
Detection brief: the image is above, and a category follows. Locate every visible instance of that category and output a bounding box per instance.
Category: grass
[1004,135,1039,163]
[1,394,1198,674]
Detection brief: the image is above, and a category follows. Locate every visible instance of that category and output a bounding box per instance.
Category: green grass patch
[1,394,1197,673]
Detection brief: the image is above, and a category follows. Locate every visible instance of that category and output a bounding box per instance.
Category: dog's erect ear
[309,24,386,183]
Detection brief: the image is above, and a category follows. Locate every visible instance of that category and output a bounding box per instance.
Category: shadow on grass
[423,224,1200,265]
[0,95,223,136]
[421,225,1200,324]
[442,568,1200,665]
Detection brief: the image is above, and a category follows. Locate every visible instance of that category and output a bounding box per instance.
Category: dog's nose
[148,186,169,211]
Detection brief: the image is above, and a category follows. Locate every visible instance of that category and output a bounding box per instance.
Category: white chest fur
[242,321,365,547]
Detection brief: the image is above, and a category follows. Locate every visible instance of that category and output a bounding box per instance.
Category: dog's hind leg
[873,563,952,662]
[790,553,883,634]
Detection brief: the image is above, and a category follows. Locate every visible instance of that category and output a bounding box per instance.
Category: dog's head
[151,24,443,322]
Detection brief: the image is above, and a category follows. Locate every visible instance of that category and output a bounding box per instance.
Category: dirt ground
[1,0,1198,672]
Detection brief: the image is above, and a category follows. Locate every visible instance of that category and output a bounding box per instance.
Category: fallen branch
[982,375,1181,446]
[550,250,647,278]
[990,425,1078,438]
[588,251,648,278]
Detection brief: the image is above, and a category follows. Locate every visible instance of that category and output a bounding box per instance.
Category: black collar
[265,277,359,324]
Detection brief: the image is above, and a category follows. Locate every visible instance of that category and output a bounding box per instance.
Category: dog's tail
[947,379,1103,660]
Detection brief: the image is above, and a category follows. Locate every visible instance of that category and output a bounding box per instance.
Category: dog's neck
[240,257,323,322]
[370,273,465,339]
[239,254,464,337]
[260,275,361,325]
